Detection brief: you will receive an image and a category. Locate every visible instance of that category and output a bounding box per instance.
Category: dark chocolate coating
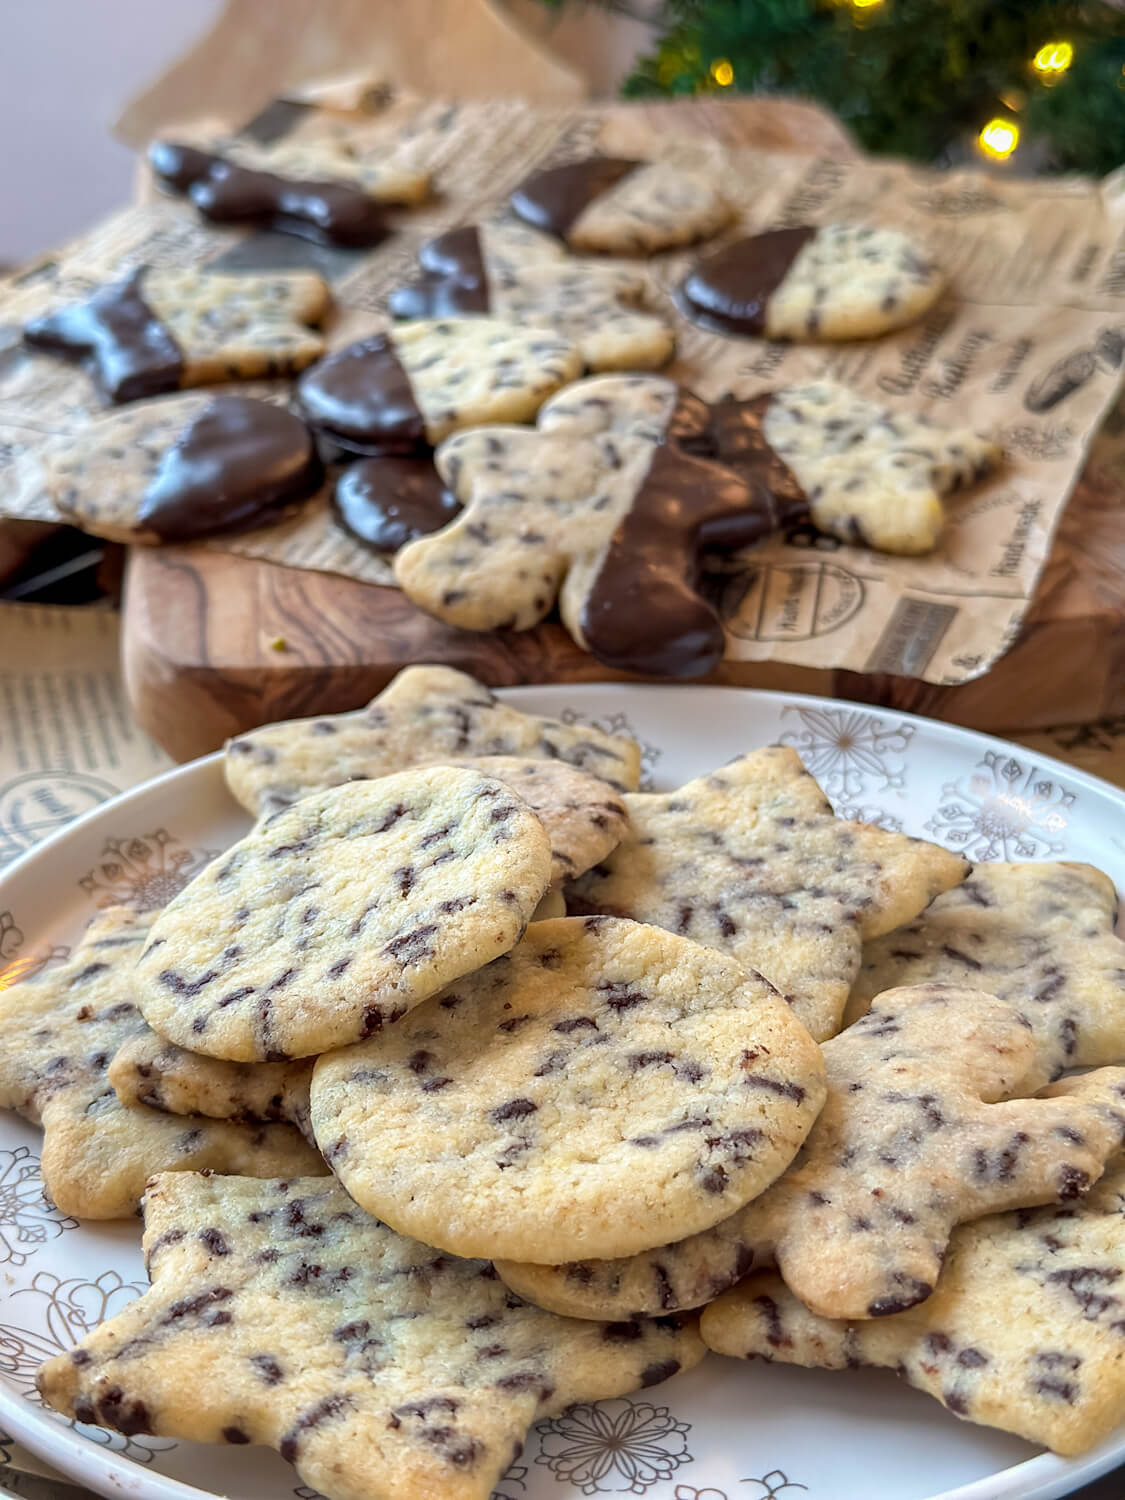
[333,455,460,552]
[678,227,817,338]
[23,266,183,403]
[579,392,807,678]
[149,142,390,250]
[138,396,323,541]
[509,157,640,240]
[297,335,426,456]
[388,225,490,319]
[708,394,811,535]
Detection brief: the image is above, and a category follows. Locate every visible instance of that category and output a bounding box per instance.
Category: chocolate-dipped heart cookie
[23,266,329,403]
[43,392,323,544]
[509,156,732,255]
[389,223,674,372]
[297,318,582,455]
[393,373,806,677]
[679,224,946,342]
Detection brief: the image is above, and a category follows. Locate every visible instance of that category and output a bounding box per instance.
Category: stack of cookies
[3,664,1122,1499]
[16,124,1005,679]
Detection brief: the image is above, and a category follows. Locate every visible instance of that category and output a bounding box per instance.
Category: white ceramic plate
[1,685,1123,1500]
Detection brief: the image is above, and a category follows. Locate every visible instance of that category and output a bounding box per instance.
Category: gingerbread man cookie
[394,374,806,676]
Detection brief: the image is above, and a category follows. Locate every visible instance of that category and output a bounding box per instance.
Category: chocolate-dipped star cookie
[150,133,430,246]
[389,224,675,372]
[701,1154,1125,1457]
[23,265,329,403]
[42,391,324,544]
[509,156,732,255]
[0,907,324,1218]
[564,744,968,1041]
[393,374,807,677]
[713,379,1002,554]
[847,861,1125,1078]
[679,224,946,342]
[37,1172,705,1500]
[496,984,1125,1325]
[297,319,582,455]
[223,664,642,819]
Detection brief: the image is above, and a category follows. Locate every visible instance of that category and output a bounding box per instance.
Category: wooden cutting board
[123,458,1125,762]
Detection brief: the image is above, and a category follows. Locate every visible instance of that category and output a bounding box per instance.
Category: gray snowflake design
[742,1474,808,1499]
[535,1398,692,1494]
[0,1269,176,1464]
[924,750,1075,860]
[0,1147,77,1267]
[558,709,662,790]
[834,803,905,833]
[779,705,913,805]
[492,1461,528,1499]
[79,829,218,912]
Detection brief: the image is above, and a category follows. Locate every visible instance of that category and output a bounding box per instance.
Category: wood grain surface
[122,459,1125,762]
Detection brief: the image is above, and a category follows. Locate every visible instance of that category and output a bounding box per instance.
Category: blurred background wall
[0,0,221,264]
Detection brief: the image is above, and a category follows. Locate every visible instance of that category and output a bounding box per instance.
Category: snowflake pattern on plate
[0,1270,176,1464]
[535,1399,692,1495]
[675,1486,729,1500]
[557,710,662,791]
[779,706,913,806]
[78,831,218,912]
[741,1474,808,1499]
[0,1148,77,1267]
[492,1461,528,1499]
[833,804,905,834]
[924,750,1075,860]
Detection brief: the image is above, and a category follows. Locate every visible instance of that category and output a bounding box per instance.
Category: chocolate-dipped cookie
[389,222,674,372]
[509,156,732,255]
[333,455,460,552]
[394,373,806,677]
[23,265,329,403]
[297,319,581,455]
[149,131,430,246]
[679,224,946,342]
[43,392,323,544]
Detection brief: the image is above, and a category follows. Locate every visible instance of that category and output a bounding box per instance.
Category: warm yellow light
[1033,40,1074,74]
[0,956,39,990]
[851,0,885,8]
[978,118,1020,160]
[710,58,734,86]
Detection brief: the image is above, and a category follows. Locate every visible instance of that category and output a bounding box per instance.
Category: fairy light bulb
[978,118,1020,161]
[1032,40,1074,75]
[710,58,734,86]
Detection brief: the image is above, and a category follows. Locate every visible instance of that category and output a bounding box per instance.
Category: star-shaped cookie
[24,266,329,402]
[223,664,642,818]
[390,224,675,371]
[37,1171,705,1500]
[565,744,968,1041]
[0,907,324,1218]
[713,380,1001,554]
[847,861,1125,1084]
[701,1154,1125,1457]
